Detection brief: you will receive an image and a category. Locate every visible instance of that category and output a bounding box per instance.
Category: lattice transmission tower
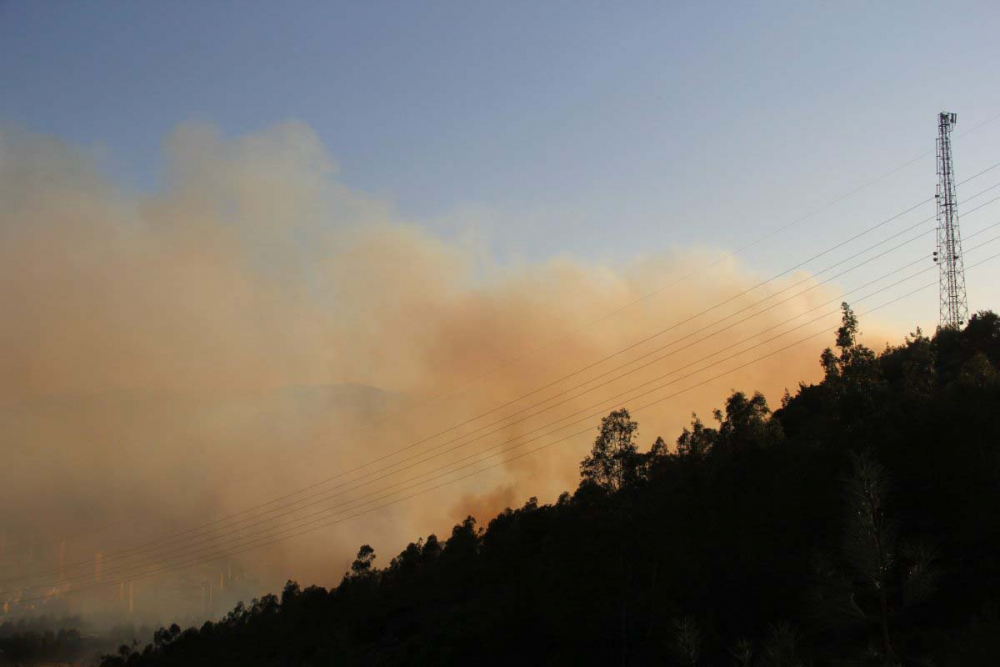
[934,111,968,329]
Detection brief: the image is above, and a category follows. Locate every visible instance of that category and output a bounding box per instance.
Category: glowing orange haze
[0,123,891,622]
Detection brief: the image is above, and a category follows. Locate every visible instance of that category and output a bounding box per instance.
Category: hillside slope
[97,307,1000,666]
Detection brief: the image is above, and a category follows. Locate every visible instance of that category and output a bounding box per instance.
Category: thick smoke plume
[0,122,881,625]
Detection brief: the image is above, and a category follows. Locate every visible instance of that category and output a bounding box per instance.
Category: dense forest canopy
[10,305,999,666]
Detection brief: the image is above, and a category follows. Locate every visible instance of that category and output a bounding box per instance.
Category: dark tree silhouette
[579,408,644,493]
[673,414,716,458]
[712,390,783,453]
[349,544,376,578]
[95,306,1000,667]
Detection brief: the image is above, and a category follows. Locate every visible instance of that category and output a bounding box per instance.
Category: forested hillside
[97,306,1000,666]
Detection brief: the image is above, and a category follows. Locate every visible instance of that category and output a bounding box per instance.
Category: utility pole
[935,111,969,328]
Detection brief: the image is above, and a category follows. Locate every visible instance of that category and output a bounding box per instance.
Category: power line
[8,180,1000,593]
[12,243,1000,612]
[363,146,1000,431]
[373,189,1000,454]
[8,132,999,573]
[10,225,1000,598]
[9,115,1000,573]
[367,131,988,427]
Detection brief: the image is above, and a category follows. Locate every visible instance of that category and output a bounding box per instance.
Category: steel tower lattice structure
[935,111,968,329]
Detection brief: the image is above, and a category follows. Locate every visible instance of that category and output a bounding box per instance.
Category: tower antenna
[935,111,968,328]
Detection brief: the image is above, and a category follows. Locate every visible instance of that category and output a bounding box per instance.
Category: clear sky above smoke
[3,1,1000,331]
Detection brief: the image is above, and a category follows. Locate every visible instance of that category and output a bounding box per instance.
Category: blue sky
[3,1,1000,329]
